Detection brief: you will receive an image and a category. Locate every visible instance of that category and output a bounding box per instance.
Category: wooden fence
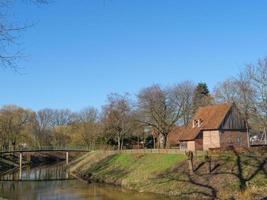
[119,149,185,154]
[98,148,205,155]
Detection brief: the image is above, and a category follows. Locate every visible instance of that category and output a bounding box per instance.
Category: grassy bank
[71,150,267,200]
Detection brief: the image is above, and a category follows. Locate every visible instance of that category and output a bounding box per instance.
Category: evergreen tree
[192,82,213,114]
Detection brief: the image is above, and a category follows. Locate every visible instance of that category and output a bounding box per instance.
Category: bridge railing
[0,146,90,153]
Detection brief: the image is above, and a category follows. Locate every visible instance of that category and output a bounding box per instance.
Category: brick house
[167,103,249,151]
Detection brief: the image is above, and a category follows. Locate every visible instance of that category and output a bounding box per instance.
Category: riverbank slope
[70,150,267,200]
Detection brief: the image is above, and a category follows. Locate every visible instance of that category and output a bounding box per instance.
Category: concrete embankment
[69,150,267,200]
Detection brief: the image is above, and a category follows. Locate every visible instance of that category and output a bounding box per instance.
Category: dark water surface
[0,163,174,200]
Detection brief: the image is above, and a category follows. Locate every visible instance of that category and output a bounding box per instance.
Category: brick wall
[220,130,248,148]
[195,139,203,150]
[187,141,195,151]
[203,130,220,150]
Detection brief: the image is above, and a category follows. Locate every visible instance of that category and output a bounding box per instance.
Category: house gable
[176,103,248,150]
[220,104,246,130]
[179,103,233,141]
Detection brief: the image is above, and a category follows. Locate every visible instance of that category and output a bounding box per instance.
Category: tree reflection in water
[0,163,173,200]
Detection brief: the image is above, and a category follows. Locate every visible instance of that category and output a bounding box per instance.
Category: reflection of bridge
[0,149,90,180]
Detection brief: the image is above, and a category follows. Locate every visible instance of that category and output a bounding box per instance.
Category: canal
[0,163,174,200]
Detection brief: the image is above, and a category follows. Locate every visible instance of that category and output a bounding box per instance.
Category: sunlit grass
[77,151,267,199]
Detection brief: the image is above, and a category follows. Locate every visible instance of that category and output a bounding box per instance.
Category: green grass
[89,153,185,181]
[77,151,267,199]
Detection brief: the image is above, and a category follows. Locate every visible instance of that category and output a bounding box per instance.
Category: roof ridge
[198,102,233,109]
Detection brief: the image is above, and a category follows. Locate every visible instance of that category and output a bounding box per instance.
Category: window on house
[193,119,203,128]
[180,142,187,150]
[193,120,197,128]
[198,119,203,127]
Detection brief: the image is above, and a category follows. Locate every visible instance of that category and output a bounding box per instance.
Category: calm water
[0,163,173,200]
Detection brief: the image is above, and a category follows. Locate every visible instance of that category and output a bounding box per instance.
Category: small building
[168,103,248,151]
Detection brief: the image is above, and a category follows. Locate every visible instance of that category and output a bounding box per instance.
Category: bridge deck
[0,149,90,154]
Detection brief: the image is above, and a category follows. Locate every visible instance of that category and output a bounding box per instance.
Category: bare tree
[72,107,101,150]
[102,93,134,150]
[214,72,255,147]
[36,109,54,130]
[51,125,71,148]
[246,57,267,143]
[51,109,74,127]
[175,81,195,126]
[34,108,55,148]
[0,0,47,70]
[137,83,190,148]
[77,107,98,123]
[34,108,74,148]
[235,71,255,146]
[214,78,239,103]
[0,105,35,150]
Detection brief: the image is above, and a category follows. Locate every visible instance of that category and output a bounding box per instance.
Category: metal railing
[0,146,90,154]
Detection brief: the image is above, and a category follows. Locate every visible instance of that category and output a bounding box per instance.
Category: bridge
[0,149,90,154]
[0,148,90,180]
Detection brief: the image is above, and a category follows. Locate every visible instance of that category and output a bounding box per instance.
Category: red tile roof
[179,103,233,141]
[167,126,185,145]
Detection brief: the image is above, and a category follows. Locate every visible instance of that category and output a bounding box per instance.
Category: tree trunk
[117,136,121,150]
[163,134,167,149]
[153,136,156,149]
[121,136,124,150]
[159,133,167,149]
[12,141,16,151]
[264,127,267,145]
[246,121,250,147]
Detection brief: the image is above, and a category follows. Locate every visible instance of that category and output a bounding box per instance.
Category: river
[0,163,174,200]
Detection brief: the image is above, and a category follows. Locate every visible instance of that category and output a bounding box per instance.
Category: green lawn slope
[72,150,267,200]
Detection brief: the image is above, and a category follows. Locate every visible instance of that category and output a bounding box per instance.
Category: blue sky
[1,0,267,111]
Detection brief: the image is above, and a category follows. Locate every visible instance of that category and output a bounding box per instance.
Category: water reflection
[0,162,70,181]
[0,163,175,200]
[0,180,175,200]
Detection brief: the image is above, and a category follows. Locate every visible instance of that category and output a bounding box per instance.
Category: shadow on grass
[83,154,130,183]
[86,154,118,173]
[152,147,267,200]
[212,148,267,192]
